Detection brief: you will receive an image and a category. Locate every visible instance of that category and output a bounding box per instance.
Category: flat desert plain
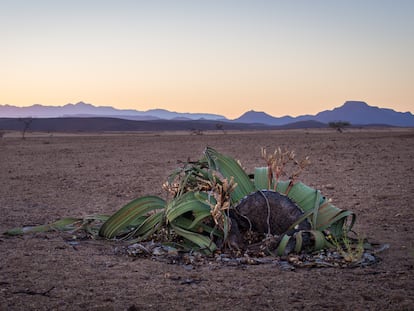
[1,129,413,310]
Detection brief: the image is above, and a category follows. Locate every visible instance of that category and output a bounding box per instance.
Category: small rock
[278,261,295,271]
[152,247,165,256]
[183,264,193,271]
[362,253,377,264]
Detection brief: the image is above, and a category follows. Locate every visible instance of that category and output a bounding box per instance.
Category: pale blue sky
[1,0,413,118]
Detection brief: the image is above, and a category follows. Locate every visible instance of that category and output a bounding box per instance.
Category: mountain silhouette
[233,101,414,127]
[0,102,226,121]
[234,110,295,125]
[312,101,413,126]
[0,101,413,127]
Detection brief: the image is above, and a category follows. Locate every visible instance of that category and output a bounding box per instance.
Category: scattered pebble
[116,240,383,270]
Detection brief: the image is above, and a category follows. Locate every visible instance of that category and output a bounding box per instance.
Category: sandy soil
[1,129,413,310]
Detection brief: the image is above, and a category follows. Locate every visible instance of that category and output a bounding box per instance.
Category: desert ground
[0,128,413,310]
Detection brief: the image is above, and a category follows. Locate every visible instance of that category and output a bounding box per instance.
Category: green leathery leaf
[276,234,292,256]
[166,192,211,223]
[4,217,83,236]
[283,182,322,211]
[170,221,216,254]
[312,190,322,229]
[167,161,211,197]
[75,215,111,236]
[275,180,291,194]
[128,210,165,240]
[275,180,356,238]
[254,167,271,190]
[294,231,303,253]
[188,209,212,229]
[316,207,356,232]
[49,217,83,228]
[204,147,255,203]
[327,212,356,238]
[309,230,328,251]
[99,196,166,239]
[172,216,220,237]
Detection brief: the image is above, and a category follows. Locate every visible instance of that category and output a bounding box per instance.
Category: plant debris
[113,239,387,270]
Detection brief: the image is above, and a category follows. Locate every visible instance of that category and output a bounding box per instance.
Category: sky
[1,0,413,119]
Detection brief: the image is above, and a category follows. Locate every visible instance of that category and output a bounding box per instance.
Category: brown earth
[1,129,413,310]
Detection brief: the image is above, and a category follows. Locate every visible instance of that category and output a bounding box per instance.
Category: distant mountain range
[0,100,413,127]
[0,101,226,121]
[234,101,414,127]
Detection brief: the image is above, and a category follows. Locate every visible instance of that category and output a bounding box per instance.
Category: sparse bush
[215,123,226,134]
[19,117,33,139]
[327,230,365,263]
[329,121,351,132]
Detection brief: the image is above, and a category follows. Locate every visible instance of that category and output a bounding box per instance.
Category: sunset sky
[1,0,413,118]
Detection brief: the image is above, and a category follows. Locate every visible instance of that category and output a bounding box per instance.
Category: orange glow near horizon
[1,1,413,119]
